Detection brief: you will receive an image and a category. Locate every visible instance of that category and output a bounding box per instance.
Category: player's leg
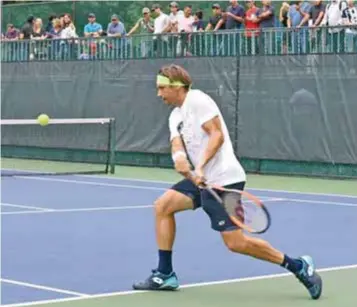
[132,179,201,291]
[220,229,322,299]
[201,182,322,300]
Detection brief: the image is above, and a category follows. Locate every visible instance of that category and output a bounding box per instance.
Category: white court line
[1,204,153,215]
[3,167,357,199]
[1,278,89,297]
[9,177,357,208]
[17,176,166,192]
[2,196,357,216]
[1,203,51,212]
[3,264,357,307]
[283,198,357,207]
[80,174,357,199]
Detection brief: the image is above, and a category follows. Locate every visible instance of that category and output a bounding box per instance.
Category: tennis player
[132,64,322,299]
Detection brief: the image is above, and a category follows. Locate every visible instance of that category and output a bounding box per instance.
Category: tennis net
[1,118,116,177]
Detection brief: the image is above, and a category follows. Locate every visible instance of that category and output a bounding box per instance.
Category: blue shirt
[289,2,311,27]
[107,22,126,35]
[225,4,245,29]
[84,22,102,34]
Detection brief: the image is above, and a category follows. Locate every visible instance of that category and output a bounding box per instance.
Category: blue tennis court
[1,170,357,307]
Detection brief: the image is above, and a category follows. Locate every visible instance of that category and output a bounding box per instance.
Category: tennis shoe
[295,255,322,299]
[132,269,179,291]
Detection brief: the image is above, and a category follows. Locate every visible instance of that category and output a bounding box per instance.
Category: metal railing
[1,26,356,62]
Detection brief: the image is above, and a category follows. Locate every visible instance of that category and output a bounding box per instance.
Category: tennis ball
[37,114,50,126]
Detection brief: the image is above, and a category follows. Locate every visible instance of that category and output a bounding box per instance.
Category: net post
[108,118,116,174]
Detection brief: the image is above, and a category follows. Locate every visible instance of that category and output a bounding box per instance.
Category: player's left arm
[196,116,224,171]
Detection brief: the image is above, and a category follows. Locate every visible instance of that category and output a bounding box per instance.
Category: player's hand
[192,166,206,186]
[174,156,191,176]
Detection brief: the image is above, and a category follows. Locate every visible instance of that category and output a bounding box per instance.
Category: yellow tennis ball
[37,114,50,126]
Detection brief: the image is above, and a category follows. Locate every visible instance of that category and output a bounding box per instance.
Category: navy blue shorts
[170,179,245,232]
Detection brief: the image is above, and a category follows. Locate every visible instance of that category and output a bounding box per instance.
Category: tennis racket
[197,180,271,234]
[176,122,271,234]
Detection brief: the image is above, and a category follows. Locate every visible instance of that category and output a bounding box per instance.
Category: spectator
[107,14,126,38]
[45,14,56,33]
[192,10,205,55]
[48,18,62,39]
[288,1,311,28]
[177,5,194,56]
[31,18,46,40]
[320,0,349,52]
[344,0,357,51]
[206,4,226,56]
[19,15,34,40]
[169,1,183,33]
[206,3,226,31]
[61,14,77,39]
[192,10,205,32]
[30,18,47,60]
[287,1,311,53]
[309,0,326,26]
[127,7,154,36]
[151,3,170,57]
[168,2,183,57]
[4,24,19,40]
[256,0,275,28]
[84,13,103,38]
[309,0,326,52]
[127,7,154,57]
[279,2,290,27]
[178,5,194,33]
[279,2,290,54]
[224,0,245,30]
[256,0,276,54]
[245,0,260,55]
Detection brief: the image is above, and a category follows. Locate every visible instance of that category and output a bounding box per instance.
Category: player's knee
[154,198,171,216]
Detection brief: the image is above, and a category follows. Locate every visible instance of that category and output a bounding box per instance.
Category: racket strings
[222,192,269,232]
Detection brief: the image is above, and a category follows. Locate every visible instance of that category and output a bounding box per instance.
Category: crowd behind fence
[1,25,357,62]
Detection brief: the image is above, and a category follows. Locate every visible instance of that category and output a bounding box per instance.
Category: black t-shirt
[32,28,46,38]
[209,15,226,30]
[309,3,326,24]
[20,23,33,39]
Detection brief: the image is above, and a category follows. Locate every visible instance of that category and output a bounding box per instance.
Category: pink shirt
[178,15,194,32]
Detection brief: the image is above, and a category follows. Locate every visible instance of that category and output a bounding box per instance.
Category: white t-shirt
[154,13,170,34]
[169,89,246,186]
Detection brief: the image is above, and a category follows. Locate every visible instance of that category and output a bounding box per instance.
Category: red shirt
[245,7,260,37]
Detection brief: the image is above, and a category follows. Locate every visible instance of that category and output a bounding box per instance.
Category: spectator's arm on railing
[311,9,325,27]
[297,11,310,28]
[320,7,328,26]
[126,22,139,36]
[214,17,225,31]
[205,22,213,31]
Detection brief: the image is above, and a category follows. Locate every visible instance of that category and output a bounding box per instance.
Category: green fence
[1,26,357,62]
[2,27,357,179]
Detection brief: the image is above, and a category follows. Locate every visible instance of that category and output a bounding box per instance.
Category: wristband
[172,151,187,161]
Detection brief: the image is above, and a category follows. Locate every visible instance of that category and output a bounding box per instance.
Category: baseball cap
[151,3,161,11]
[111,14,118,20]
[170,1,179,7]
[88,13,95,18]
[212,3,221,9]
[142,7,150,14]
